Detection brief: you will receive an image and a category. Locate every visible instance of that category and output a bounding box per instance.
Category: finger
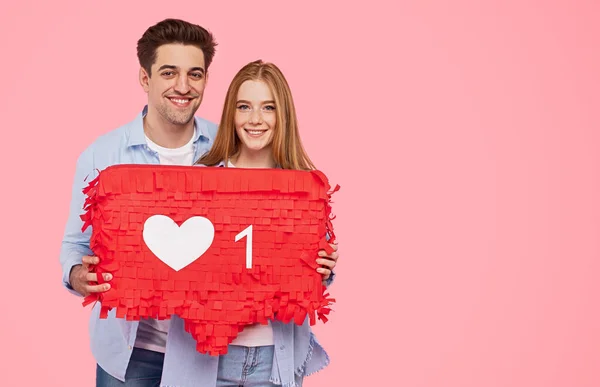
[85,272,113,283]
[85,272,98,282]
[82,256,99,266]
[329,243,338,252]
[86,283,111,293]
[317,267,331,279]
[318,250,339,261]
[316,258,336,269]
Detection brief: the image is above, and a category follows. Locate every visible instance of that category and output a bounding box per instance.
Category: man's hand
[316,244,339,282]
[69,255,112,297]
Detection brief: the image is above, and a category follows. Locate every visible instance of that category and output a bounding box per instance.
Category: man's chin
[166,111,196,126]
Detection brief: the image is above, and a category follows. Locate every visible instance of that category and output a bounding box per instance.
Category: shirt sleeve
[59,146,97,297]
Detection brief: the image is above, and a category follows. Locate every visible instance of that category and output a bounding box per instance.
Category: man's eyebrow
[157,65,205,74]
[158,65,177,71]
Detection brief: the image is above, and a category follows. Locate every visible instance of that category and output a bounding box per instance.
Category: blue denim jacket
[60,106,331,387]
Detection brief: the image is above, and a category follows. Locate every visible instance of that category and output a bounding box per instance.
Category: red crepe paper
[80,165,338,356]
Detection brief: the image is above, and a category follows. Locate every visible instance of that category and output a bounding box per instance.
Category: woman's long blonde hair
[196,60,316,170]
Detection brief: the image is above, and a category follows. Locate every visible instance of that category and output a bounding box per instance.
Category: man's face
[140,43,207,126]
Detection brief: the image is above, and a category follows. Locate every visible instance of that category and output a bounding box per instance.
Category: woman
[196,60,337,387]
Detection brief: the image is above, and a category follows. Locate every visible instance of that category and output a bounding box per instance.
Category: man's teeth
[171,98,189,104]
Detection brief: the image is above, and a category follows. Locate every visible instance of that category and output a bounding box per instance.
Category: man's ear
[139,67,150,93]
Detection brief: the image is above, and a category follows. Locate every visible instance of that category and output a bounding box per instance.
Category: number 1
[235,225,253,268]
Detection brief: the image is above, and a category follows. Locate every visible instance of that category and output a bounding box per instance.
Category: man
[60,18,338,386]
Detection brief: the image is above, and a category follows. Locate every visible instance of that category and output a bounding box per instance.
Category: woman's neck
[232,147,276,168]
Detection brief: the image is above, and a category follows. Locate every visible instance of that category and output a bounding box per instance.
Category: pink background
[1,0,599,386]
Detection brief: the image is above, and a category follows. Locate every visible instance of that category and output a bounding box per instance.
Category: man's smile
[166,96,195,107]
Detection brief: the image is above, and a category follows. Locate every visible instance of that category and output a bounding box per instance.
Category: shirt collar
[126,105,210,148]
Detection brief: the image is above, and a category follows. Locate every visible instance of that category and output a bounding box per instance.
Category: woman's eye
[237,105,250,111]
[264,105,276,111]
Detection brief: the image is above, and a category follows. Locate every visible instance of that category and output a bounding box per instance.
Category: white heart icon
[142,215,215,271]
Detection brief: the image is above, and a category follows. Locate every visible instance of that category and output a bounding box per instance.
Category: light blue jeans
[96,346,304,387]
[217,345,303,387]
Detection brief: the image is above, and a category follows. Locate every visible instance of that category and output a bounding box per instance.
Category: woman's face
[234,80,277,154]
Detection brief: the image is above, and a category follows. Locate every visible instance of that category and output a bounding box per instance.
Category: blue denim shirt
[60,106,331,387]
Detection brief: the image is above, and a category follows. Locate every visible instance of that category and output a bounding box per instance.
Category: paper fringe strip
[80,165,339,355]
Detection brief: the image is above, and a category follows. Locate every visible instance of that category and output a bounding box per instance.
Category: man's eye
[191,73,203,79]
[162,72,174,76]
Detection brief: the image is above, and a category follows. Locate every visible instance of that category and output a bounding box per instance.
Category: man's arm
[59,146,96,296]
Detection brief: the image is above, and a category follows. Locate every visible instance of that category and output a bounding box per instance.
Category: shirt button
[279,345,285,350]
[128,345,132,350]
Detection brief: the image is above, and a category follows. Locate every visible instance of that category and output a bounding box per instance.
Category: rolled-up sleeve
[60,146,96,297]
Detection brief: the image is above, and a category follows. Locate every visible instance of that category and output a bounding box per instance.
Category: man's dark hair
[137,18,217,76]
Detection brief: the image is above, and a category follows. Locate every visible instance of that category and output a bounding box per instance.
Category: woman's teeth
[246,129,266,135]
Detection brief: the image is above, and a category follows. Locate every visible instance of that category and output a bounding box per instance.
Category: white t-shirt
[134,129,196,353]
[227,159,274,347]
[135,139,273,352]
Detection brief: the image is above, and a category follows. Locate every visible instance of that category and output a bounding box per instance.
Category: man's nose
[174,75,191,94]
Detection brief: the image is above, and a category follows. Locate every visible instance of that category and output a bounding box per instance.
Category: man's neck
[232,148,276,169]
[144,110,195,149]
